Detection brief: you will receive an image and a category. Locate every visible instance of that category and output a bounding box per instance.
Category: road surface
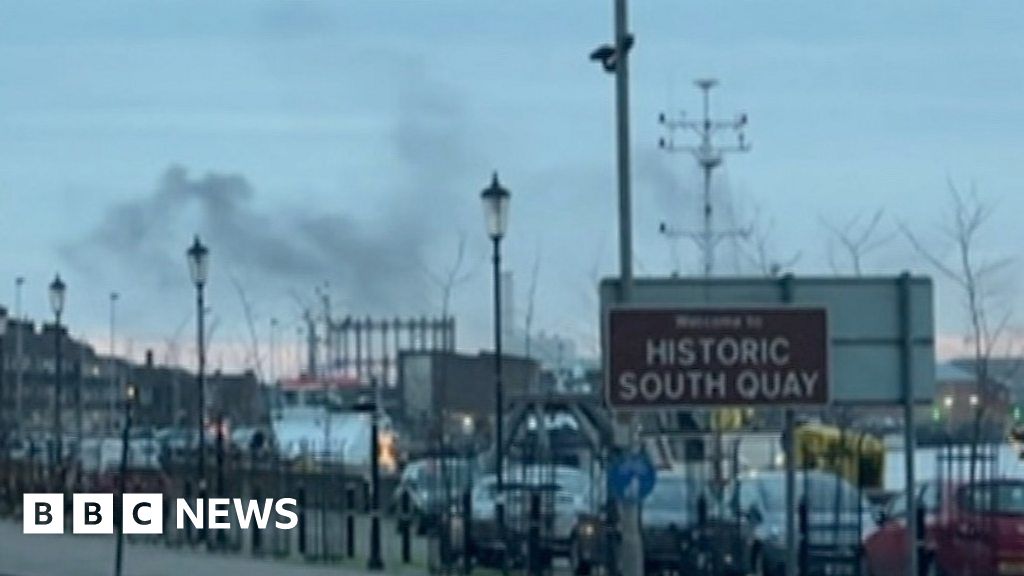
[0,519,426,576]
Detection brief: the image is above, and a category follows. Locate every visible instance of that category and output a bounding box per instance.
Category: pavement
[0,520,429,576]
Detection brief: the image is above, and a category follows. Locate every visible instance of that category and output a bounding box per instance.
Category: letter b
[23,494,63,534]
[73,494,113,534]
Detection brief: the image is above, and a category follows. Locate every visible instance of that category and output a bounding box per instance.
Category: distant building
[397,350,540,441]
[933,361,1011,435]
[0,316,268,438]
[952,357,1024,406]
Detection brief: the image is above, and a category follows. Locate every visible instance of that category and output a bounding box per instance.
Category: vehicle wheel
[569,537,592,576]
[750,546,767,576]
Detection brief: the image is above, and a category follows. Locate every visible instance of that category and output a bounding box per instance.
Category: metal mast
[658,78,750,276]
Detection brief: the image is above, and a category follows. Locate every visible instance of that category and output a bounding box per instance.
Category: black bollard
[697,493,708,527]
[798,498,809,576]
[297,485,307,558]
[400,490,412,563]
[184,480,194,545]
[527,491,541,576]
[251,487,262,555]
[462,488,473,575]
[346,486,356,558]
[916,500,927,576]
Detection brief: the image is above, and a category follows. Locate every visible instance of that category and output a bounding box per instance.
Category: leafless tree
[901,181,1015,482]
[739,213,801,277]
[230,274,264,382]
[523,247,542,359]
[822,208,895,275]
[423,232,480,322]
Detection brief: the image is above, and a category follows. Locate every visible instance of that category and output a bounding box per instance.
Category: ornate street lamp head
[480,172,511,241]
[49,274,66,318]
[187,235,210,287]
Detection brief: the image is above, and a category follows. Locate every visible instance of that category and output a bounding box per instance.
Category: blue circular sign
[608,452,657,501]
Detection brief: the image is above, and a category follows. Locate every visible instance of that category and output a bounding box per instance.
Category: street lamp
[354,379,384,571]
[0,306,7,476]
[186,235,209,540]
[114,384,136,576]
[481,172,510,574]
[49,274,66,484]
[481,172,509,484]
[109,292,119,435]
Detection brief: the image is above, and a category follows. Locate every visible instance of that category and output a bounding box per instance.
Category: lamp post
[481,174,509,483]
[186,235,209,538]
[481,172,510,574]
[214,411,226,549]
[0,306,7,477]
[108,292,119,434]
[49,275,66,485]
[114,384,135,576]
[358,377,384,571]
[14,277,24,437]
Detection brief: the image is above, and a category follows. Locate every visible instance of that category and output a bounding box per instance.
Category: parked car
[467,465,596,568]
[569,472,751,576]
[725,470,872,576]
[395,457,476,532]
[862,482,936,576]
[865,479,1024,576]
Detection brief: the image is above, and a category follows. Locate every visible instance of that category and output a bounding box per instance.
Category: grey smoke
[66,165,432,312]
[63,69,479,319]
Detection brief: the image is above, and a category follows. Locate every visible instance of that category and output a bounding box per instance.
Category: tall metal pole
[591,3,638,574]
[108,292,118,434]
[779,275,797,576]
[493,237,504,490]
[215,411,225,549]
[492,235,509,576]
[0,315,6,476]
[614,3,641,576]
[614,0,633,303]
[196,281,206,542]
[608,2,641,575]
[14,277,23,436]
[367,377,384,571]
[270,318,278,417]
[899,272,918,576]
[114,386,134,576]
[75,345,83,475]
[54,311,63,485]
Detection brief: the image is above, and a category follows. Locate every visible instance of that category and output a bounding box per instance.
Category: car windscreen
[644,478,693,511]
[960,482,1024,515]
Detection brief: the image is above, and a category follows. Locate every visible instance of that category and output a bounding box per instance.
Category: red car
[864,479,1024,576]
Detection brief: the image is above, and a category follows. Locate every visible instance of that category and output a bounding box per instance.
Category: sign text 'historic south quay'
[606,308,829,408]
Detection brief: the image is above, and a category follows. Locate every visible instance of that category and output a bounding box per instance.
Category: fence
[0,447,428,570]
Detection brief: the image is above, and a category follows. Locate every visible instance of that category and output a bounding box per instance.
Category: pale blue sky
[1,1,1022,370]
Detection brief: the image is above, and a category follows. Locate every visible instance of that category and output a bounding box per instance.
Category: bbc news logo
[23,494,298,535]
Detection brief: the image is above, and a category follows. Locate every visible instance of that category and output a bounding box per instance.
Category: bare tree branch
[821,208,894,275]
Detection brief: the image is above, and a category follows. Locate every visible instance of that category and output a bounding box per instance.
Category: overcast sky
[1,1,1023,373]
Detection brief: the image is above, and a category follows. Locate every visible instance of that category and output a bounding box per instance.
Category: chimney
[145,349,154,368]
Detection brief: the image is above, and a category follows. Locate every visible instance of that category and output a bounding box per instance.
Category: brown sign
[606,307,829,408]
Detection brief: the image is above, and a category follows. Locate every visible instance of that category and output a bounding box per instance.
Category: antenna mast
[658,78,751,276]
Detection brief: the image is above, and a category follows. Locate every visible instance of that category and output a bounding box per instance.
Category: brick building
[0,315,268,439]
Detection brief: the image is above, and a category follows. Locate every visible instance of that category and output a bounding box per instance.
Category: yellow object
[793,423,885,490]
[711,408,745,431]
